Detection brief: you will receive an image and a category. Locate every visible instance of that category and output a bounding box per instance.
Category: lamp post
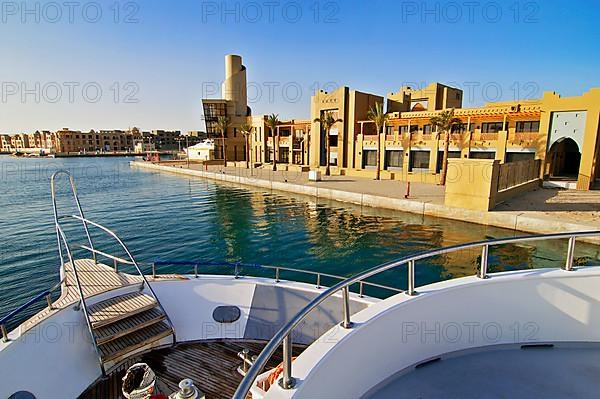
[186,135,190,168]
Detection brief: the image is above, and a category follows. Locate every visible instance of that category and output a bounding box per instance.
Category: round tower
[223,54,248,116]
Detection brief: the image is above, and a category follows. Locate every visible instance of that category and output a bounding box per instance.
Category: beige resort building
[204,55,599,191]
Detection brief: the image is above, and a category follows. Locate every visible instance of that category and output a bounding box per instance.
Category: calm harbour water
[1,156,598,328]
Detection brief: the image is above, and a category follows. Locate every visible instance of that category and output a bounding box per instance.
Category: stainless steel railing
[58,214,178,344]
[51,170,97,267]
[0,279,63,342]
[147,261,403,297]
[55,224,106,376]
[232,230,600,398]
[49,170,177,365]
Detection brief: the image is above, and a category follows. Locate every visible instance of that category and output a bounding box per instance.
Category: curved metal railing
[58,214,178,344]
[56,224,106,376]
[232,230,600,398]
[0,280,63,342]
[147,261,403,297]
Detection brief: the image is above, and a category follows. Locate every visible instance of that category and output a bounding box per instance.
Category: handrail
[0,280,64,342]
[77,244,133,266]
[61,214,177,344]
[147,261,403,295]
[232,230,600,398]
[56,224,105,376]
[51,171,97,265]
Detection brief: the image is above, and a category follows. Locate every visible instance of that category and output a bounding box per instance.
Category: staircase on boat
[50,170,176,373]
[90,291,174,364]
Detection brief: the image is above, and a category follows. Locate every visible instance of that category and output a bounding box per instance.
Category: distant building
[9,134,30,150]
[55,128,134,153]
[188,131,208,140]
[151,130,181,150]
[1,135,12,152]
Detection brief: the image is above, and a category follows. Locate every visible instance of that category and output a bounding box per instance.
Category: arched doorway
[548,138,581,178]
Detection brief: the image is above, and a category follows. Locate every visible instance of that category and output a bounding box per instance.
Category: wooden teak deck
[80,340,306,399]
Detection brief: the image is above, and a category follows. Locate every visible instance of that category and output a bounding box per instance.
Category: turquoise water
[1,156,598,328]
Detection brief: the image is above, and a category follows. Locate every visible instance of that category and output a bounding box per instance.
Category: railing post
[241,348,249,374]
[152,263,156,279]
[194,263,198,278]
[46,294,53,310]
[278,334,295,389]
[565,237,576,271]
[316,273,321,289]
[341,286,354,329]
[234,263,240,279]
[275,267,280,283]
[359,281,364,298]
[479,244,489,279]
[1,324,8,342]
[407,260,417,296]
[113,258,118,273]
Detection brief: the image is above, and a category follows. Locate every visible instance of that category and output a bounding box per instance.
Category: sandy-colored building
[351,86,599,190]
[54,128,135,153]
[310,87,383,170]
[202,55,599,190]
[249,117,311,167]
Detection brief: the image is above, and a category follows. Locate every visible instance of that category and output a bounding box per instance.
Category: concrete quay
[131,161,600,245]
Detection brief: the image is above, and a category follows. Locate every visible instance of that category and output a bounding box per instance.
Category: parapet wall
[444,159,541,211]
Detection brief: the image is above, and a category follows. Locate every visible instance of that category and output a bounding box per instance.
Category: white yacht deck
[366,343,600,399]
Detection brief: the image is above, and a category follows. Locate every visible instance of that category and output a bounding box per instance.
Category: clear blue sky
[1,0,598,133]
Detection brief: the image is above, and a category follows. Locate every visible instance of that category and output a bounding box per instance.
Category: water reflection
[1,156,598,326]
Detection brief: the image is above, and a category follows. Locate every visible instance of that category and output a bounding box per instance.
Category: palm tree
[266,114,280,171]
[240,122,253,169]
[216,116,231,167]
[430,109,461,186]
[367,102,387,180]
[314,112,343,176]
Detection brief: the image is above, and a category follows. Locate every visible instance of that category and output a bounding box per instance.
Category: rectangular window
[329,135,338,147]
[363,150,377,167]
[386,126,394,135]
[470,151,496,159]
[423,125,432,135]
[436,151,461,172]
[410,150,430,171]
[516,121,540,133]
[481,122,504,133]
[329,151,338,166]
[386,150,404,169]
[451,123,471,133]
[506,152,535,162]
[280,148,289,163]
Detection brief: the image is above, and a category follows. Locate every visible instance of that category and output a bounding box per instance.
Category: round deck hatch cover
[213,306,241,323]
[9,393,36,399]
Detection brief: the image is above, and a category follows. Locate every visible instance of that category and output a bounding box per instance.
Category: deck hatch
[213,306,241,323]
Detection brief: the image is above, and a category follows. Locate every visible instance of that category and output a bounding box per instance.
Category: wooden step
[93,308,167,345]
[99,321,172,363]
[89,292,157,329]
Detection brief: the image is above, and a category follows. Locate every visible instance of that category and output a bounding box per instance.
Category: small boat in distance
[1,171,599,399]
